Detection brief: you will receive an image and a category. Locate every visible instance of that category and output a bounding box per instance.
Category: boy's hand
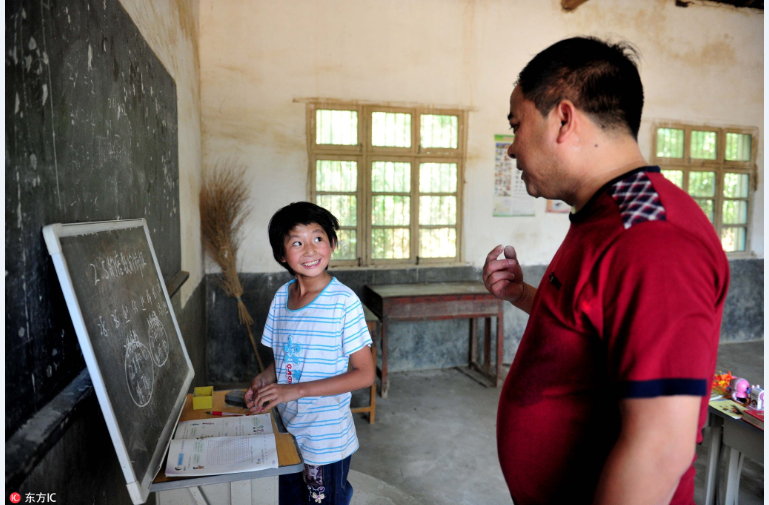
[244,371,276,412]
[250,383,299,414]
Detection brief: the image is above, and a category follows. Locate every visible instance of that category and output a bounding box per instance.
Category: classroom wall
[7,0,205,501]
[198,0,764,274]
[198,0,763,378]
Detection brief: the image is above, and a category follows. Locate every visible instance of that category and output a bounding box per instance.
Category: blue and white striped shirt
[262,277,372,465]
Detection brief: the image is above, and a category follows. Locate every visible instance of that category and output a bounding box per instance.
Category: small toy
[749,385,764,410]
[712,371,734,392]
[729,377,750,403]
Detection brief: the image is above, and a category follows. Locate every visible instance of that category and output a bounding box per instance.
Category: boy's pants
[279,455,353,505]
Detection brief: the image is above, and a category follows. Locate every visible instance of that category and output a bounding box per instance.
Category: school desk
[151,390,303,505]
[364,281,504,397]
[703,402,763,505]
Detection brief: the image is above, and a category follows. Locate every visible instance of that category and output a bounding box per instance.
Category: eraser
[225,390,248,408]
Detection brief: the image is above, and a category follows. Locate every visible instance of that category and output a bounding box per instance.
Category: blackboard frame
[42,219,194,504]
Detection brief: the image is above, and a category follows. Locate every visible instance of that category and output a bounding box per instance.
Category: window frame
[307,101,467,267]
[651,122,758,257]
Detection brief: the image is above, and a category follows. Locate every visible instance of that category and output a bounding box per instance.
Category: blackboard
[5,0,180,438]
[43,219,193,504]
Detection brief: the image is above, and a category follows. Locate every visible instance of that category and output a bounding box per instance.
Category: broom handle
[245,322,265,373]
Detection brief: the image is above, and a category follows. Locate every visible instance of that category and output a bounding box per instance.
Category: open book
[165,414,279,477]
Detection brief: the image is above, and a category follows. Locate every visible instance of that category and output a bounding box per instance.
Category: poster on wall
[546,200,571,213]
[493,134,535,217]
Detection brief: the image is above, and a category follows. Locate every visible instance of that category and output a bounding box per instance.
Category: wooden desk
[703,403,764,505]
[364,282,504,397]
[151,390,303,504]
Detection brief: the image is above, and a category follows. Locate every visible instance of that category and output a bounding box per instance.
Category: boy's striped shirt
[262,277,372,465]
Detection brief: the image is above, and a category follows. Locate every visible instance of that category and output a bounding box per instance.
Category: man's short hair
[517,36,644,139]
[268,201,339,275]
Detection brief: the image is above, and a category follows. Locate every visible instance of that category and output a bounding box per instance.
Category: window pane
[419,228,457,258]
[332,229,357,260]
[316,110,357,145]
[661,170,683,188]
[724,173,750,198]
[421,114,458,148]
[721,227,746,252]
[688,172,715,197]
[722,200,748,225]
[372,112,411,147]
[316,195,357,227]
[691,130,717,160]
[419,163,457,193]
[725,133,751,161]
[371,228,410,259]
[419,196,456,225]
[695,199,714,222]
[371,161,411,193]
[316,160,357,192]
[372,196,410,226]
[656,128,684,158]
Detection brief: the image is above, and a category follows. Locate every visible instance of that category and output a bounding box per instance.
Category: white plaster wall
[199,0,763,273]
[121,0,204,305]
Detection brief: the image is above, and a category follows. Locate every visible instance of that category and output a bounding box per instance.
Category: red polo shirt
[498,167,729,505]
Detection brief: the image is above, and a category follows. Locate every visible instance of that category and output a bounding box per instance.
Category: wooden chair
[350,305,379,423]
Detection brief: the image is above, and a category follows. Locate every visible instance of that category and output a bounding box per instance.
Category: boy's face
[282,223,335,278]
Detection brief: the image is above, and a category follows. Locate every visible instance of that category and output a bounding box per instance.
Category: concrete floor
[350,340,764,505]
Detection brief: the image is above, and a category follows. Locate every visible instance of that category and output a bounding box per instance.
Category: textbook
[164,414,279,477]
[709,398,748,420]
[742,409,764,430]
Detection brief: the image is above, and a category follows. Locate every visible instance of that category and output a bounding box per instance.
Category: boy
[244,201,375,505]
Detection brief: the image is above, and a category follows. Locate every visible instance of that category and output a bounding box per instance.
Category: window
[652,123,757,254]
[307,102,466,266]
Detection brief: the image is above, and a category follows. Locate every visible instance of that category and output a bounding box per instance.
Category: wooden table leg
[380,317,390,398]
[470,318,478,365]
[483,318,491,375]
[724,448,744,505]
[703,413,723,505]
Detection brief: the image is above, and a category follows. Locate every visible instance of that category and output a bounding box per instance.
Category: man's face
[507,86,563,199]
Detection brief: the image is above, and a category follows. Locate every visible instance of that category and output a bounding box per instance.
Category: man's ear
[554,99,577,143]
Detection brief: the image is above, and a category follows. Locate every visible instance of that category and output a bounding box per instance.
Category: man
[483,37,729,505]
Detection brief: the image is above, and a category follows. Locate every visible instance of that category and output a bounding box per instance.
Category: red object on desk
[743,409,764,430]
[206,411,244,417]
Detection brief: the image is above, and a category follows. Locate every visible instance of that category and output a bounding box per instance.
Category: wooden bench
[350,305,379,423]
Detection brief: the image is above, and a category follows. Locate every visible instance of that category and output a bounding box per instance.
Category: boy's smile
[282,223,335,278]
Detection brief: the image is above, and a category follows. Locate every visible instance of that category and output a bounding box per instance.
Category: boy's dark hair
[268,201,339,275]
[517,36,644,139]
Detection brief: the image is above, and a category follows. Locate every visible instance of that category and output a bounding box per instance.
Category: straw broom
[200,159,264,373]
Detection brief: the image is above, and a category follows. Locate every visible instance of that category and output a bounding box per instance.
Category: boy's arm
[250,346,375,414]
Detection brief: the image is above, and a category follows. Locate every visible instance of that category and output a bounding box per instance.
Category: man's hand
[483,245,525,303]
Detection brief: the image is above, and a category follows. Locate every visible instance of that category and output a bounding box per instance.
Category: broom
[200,158,264,373]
